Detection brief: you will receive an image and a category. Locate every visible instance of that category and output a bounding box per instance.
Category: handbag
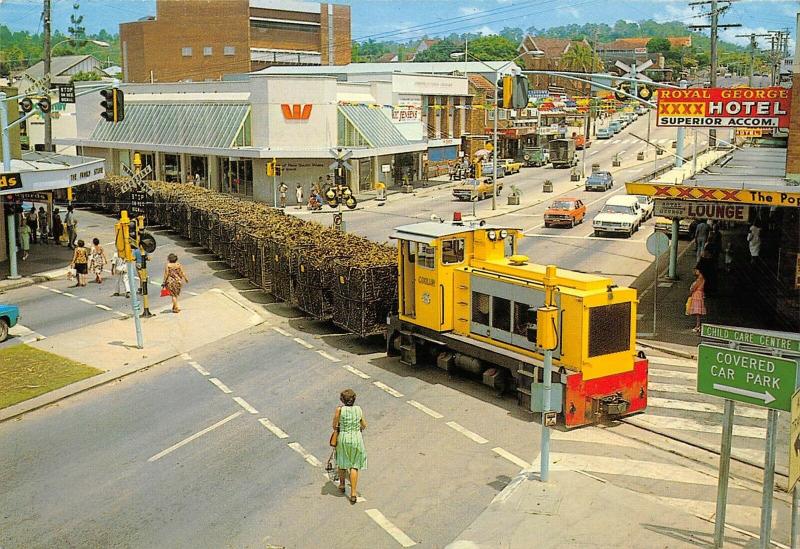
[685,296,693,316]
[329,406,340,447]
[160,285,170,297]
[325,448,338,482]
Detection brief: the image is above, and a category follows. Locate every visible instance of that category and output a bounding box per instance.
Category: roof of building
[338,105,410,148]
[468,74,495,94]
[692,148,788,186]
[24,55,100,80]
[249,0,321,13]
[519,36,588,58]
[89,102,250,149]
[376,53,397,63]
[256,61,520,76]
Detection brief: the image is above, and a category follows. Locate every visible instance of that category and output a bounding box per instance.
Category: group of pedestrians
[69,238,107,287]
[17,204,77,261]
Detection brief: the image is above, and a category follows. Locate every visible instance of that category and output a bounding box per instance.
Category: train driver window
[441,239,465,265]
[504,234,515,256]
[417,243,436,269]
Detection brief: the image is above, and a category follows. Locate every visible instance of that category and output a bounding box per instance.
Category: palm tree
[560,43,602,73]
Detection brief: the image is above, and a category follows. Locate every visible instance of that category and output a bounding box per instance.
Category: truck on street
[548,138,578,169]
[521,146,549,167]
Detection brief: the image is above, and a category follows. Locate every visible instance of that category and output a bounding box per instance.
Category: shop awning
[338,105,410,148]
[89,103,250,149]
[0,152,105,196]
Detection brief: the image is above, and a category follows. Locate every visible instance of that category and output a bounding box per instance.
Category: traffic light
[266,161,275,177]
[502,75,513,109]
[275,165,282,176]
[511,75,530,109]
[100,88,124,122]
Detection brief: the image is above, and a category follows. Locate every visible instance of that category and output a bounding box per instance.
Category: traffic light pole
[0,92,21,280]
[116,211,144,349]
[492,69,499,211]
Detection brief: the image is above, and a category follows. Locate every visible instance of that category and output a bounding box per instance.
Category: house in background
[16,54,103,93]
[518,36,592,95]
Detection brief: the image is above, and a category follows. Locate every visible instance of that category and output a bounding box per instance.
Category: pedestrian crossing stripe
[647,397,767,420]
[650,367,695,381]
[646,355,697,368]
[627,414,766,439]
[649,381,695,393]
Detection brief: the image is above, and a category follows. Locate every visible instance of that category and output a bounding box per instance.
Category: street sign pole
[792,486,800,549]
[760,407,779,548]
[790,389,800,549]
[714,396,735,548]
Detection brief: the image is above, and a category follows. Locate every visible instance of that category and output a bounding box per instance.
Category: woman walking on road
[70,240,89,287]
[19,220,31,261]
[688,267,707,333]
[333,389,367,504]
[163,253,189,313]
[89,238,108,284]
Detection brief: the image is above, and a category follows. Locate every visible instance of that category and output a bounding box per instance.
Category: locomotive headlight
[499,229,508,239]
[487,229,497,241]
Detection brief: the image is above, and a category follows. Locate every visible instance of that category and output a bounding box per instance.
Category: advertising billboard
[656,87,791,128]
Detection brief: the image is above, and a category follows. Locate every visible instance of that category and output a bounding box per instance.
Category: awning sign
[654,199,751,222]
[736,128,763,138]
[627,182,800,208]
[0,172,22,191]
[656,87,791,128]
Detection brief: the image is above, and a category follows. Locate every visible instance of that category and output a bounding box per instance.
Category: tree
[467,35,518,61]
[560,43,602,72]
[69,2,86,46]
[647,37,671,54]
[413,39,461,62]
[70,70,103,82]
[499,27,524,45]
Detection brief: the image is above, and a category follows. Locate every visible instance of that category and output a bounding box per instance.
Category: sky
[0,0,797,50]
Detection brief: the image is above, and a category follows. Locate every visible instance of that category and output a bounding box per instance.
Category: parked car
[544,198,586,228]
[596,127,613,139]
[0,304,20,342]
[608,120,622,134]
[452,178,502,201]
[585,171,614,191]
[654,216,699,239]
[521,147,550,167]
[635,106,649,116]
[500,159,522,175]
[593,195,642,237]
[481,161,505,179]
[635,195,654,220]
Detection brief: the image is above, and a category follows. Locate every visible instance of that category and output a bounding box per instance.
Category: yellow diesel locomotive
[386,216,649,428]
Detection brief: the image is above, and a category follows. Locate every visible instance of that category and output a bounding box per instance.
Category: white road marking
[272,326,292,336]
[37,284,51,290]
[590,150,599,156]
[446,421,488,444]
[365,509,417,548]
[648,381,695,393]
[293,337,314,349]
[647,397,767,419]
[95,304,112,311]
[492,447,531,469]
[545,453,717,486]
[288,442,322,467]
[523,233,646,243]
[47,287,63,294]
[62,292,76,298]
[258,417,289,439]
[619,149,627,155]
[233,396,259,414]
[373,381,403,398]
[79,298,95,305]
[612,139,621,144]
[209,377,233,394]
[113,311,128,317]
[342,364,371,379]
[647,355,696,368]
[316,350,341,362]
[188,291,199,296]
[649,367,695,381]
[628,414,766,438]
[188,361,210,376]
[147,411,242,462]
[406,400,443,419]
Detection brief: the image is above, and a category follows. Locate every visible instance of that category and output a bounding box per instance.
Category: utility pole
[735,33,759,87]
[43,0,53,152]
[689,0,740,147]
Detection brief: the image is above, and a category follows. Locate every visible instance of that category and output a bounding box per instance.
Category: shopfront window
[164,154,181,182]
[221,158,253,197]
[190,156,209,187]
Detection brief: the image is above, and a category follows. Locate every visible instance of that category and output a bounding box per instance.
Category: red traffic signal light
[100,88,125,122]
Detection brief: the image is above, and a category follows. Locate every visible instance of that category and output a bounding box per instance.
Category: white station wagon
[593,195,643,237]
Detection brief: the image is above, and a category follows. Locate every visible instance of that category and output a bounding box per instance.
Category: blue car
[0,304,20,342]
[585,171,614,191]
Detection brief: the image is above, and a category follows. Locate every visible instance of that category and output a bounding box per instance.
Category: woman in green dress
[333,389,367,504]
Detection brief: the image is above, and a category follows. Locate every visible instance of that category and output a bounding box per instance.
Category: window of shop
[233,113,252,147]
[221,158,253,197]
[337,112,369,148]
[163,154,181,182]
[190,156,208,187]
[136,152,156,179]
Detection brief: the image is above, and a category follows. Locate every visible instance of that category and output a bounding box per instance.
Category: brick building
[518,36,592,95]
[120,0,351,83]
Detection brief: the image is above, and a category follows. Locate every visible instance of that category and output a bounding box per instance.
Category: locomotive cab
[388,218,648,428]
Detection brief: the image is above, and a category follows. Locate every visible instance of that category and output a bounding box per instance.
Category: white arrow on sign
[712,383,776,404]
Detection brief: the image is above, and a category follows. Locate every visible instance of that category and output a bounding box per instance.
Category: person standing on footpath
[332,389,367,504]
[19,220,31,261]
[26,207,38,244]
[52,208,64,246]
[747,222,761,264]
[37,206,48,244]
[693,219,709,262]
[163,253,189,313]
[687,266,707,333]
[65,205,78,249]
[279,182,288,208]
[295,183,304,209]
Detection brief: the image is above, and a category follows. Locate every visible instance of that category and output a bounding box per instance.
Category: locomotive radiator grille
[588,302,631,357]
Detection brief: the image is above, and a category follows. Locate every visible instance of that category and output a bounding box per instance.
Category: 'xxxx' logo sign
[658,102,705,116]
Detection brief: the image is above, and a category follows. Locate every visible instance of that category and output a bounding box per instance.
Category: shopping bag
[160,286,170,297]
[685,296,693,316]
[66,268,76,280]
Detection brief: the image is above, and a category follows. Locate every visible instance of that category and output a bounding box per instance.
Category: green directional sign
[701,323,800,353]
[697,344,799,411]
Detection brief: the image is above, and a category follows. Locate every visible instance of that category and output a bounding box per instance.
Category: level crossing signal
[100,88,125,122]
[19,96,52,114]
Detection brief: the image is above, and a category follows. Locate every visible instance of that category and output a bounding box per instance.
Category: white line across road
[316,350,341,362]
[628,414,767,439]
[446,421,488,444]
[649,368,695,381]
[113,311,127,318]
[373,381,403,398]
[272,326,292,336]
[406,400,443,419]
[590,150,599,156]
[342,364,371,379]
[209,377,233,394]
[95,304,112,311]
[288,442,322,467]
[647,355,696,368]
[612,139,621,144]
[492,447,531,468]
[188,361,210,376]
[258,417,289,439]
[365,509,417,548]
[293,337,314,349]
[647,397,767,420]
[79,298,95,305]
[233,397,259,414]
[46,287,61,293]
[148,411,243,462]
[62,292,76,298]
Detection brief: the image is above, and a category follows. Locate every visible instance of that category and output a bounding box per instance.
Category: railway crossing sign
[120,164,154,195]
[790,390,800,490]
[329,147,353,172]
[615,60,653,83]
[696,343,799,411]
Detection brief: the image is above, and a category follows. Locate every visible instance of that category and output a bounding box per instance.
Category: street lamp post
[451,49,543,211]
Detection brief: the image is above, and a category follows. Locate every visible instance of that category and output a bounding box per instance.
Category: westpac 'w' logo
[281,104,313,120]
